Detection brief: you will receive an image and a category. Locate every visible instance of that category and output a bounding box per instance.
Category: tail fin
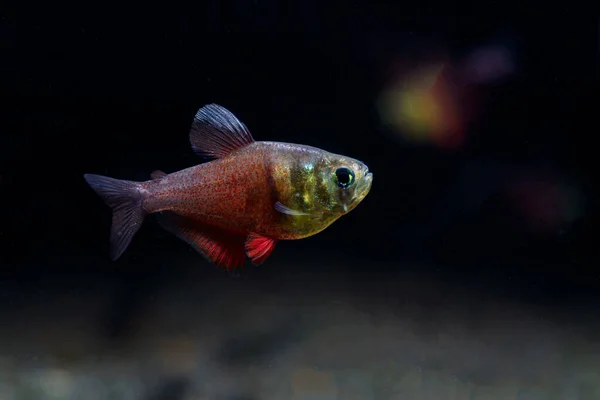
[84,174,146,261]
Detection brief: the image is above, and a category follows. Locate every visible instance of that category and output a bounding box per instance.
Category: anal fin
[157,212,247,270]
[245,233,277,265]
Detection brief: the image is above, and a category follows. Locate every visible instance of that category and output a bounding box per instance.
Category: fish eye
[334,167,355,189]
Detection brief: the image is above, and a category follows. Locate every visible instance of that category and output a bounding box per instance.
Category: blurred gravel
[2,263,600,400]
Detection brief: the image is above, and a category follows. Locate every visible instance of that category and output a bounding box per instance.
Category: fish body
[84,104,373,270]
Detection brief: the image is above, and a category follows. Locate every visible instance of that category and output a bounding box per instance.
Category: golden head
[320,154,373,215]
[264,142,373,238]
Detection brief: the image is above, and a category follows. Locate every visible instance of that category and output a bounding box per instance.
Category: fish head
[319,153,373,216]
[269,143,373,238]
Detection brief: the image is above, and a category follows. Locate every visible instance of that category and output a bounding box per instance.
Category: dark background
[1,2,598,399]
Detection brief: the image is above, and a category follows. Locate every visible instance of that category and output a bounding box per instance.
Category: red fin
[245,233,277,265]
[189,104,255,159]
[151,170,167,179]
[157,212,247,270]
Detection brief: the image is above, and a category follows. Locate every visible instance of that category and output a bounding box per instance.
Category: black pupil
[336,168,353,187]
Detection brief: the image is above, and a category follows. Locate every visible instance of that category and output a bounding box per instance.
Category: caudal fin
[84,174,146,261]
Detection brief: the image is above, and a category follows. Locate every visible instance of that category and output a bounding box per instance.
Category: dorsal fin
[189,104,255,159]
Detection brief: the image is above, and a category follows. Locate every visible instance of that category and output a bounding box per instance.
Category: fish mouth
[363,170,373,192]
[356,170,373,200]
[339,168,373,214]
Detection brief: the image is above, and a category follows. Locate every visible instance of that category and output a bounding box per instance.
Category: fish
[84,104,373,270]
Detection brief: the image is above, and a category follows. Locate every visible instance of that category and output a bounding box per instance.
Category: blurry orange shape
[397,89,439,140]
[378,63,464,149]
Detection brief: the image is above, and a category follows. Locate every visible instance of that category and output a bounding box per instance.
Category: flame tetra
[84,104,373,270]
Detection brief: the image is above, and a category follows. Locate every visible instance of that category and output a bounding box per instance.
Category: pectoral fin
[274,201,312,216]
